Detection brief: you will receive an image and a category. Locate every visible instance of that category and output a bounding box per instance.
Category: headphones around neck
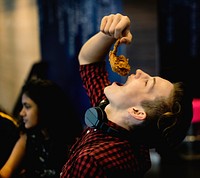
[85,106,107,128]
[84,99,130,138]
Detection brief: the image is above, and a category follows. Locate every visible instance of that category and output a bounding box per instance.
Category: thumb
[120,32,133,44]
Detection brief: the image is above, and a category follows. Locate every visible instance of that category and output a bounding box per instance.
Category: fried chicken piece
[109,39,131,76]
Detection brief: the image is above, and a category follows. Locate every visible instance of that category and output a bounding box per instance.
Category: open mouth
[116,82,123,86]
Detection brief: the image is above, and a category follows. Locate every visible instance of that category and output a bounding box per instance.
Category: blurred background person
[0,78,83,178]
[0,107,19,168]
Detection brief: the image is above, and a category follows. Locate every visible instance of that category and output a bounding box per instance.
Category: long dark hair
[20,78,83,143]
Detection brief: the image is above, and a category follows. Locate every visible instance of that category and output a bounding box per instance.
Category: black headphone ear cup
[85,105,129,139]
[85,107,106,128]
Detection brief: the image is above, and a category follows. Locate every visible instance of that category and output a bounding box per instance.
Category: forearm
[78,14,132,65]
[0,134,26,178]
[78,31,116,65]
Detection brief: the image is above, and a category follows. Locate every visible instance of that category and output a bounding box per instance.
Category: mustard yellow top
[0,112,18,127]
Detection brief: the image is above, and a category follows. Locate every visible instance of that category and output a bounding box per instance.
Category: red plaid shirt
[60,62,151,178]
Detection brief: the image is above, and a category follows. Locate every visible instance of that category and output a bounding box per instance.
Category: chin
[24,124,31,129]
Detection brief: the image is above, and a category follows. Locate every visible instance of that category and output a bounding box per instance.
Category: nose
[19,107,25,117]
[134,69,150,79]
[135,69,144,78]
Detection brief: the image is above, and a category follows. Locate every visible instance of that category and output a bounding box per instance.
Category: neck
[105,104,130,131]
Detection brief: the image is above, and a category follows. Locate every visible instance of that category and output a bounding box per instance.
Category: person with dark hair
[0,107,19,168]
[0,78,83,178]
[60,13,193,178]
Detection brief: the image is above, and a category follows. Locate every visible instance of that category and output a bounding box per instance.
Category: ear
[127,107,146,121]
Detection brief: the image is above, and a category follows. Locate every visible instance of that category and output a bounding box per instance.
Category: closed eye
[145,80,148,86]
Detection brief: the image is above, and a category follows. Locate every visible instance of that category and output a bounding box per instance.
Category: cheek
[32,112,39,125]
[27,111,39,128]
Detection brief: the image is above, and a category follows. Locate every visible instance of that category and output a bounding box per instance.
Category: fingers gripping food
[109,39,131,76]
